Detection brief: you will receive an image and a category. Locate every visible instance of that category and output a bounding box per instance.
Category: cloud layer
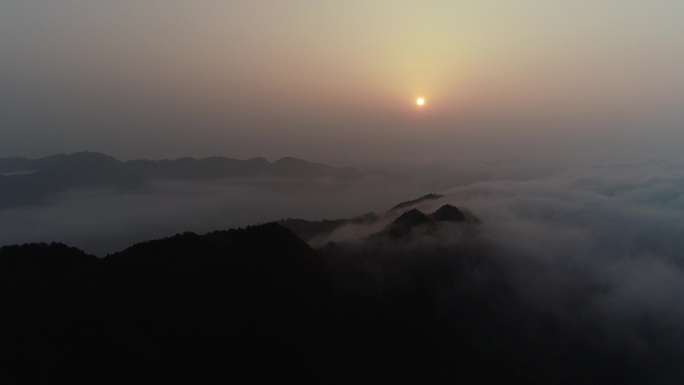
[434,160,684,360]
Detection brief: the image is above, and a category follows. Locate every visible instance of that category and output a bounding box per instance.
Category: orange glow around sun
[416,97,425,106]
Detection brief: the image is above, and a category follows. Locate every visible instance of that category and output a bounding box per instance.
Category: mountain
[382,208,435,238]
[0,152,362,208]
[0,207,510,384]
[277,217,349,240]
[279,202,471,242]
[0,224,330,383]
[278,212,379,241]
[0,197,679,384]
[431,204,466,222]
[390,193,443,211]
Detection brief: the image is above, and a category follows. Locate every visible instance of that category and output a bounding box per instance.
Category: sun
[416,97,425,106]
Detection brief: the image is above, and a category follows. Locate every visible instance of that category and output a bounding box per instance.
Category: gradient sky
[2,1,683,163]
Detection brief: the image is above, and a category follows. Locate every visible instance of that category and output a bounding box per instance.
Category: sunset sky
[2,1,683,163]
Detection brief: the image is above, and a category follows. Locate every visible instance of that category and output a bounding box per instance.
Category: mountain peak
[431,204,466,222]
[383,208,434,238]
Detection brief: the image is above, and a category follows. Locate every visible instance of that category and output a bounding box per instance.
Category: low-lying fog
[0,173,424,255]
[2,156,683,265]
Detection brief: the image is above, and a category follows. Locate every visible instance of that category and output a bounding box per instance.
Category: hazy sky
[2,1,683,163]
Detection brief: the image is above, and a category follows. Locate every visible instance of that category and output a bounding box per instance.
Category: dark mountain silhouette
[278,212,379,241]
[382,208,435,238]
[277,218,349,241]
[0,200,680,384]
[279,201,470,243]
[431,203,466,222]
[0,152,362,208]
[351,211,380,224]
[390,193,443,211]
[379,205,472,239]
[276,191,473,243]
[0,224,330,384]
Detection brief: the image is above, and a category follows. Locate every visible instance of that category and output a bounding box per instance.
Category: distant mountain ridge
[0,152,362,208]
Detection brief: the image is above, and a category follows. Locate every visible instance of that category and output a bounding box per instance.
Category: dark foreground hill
[1,206,681,384]
[0,224,329,383]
